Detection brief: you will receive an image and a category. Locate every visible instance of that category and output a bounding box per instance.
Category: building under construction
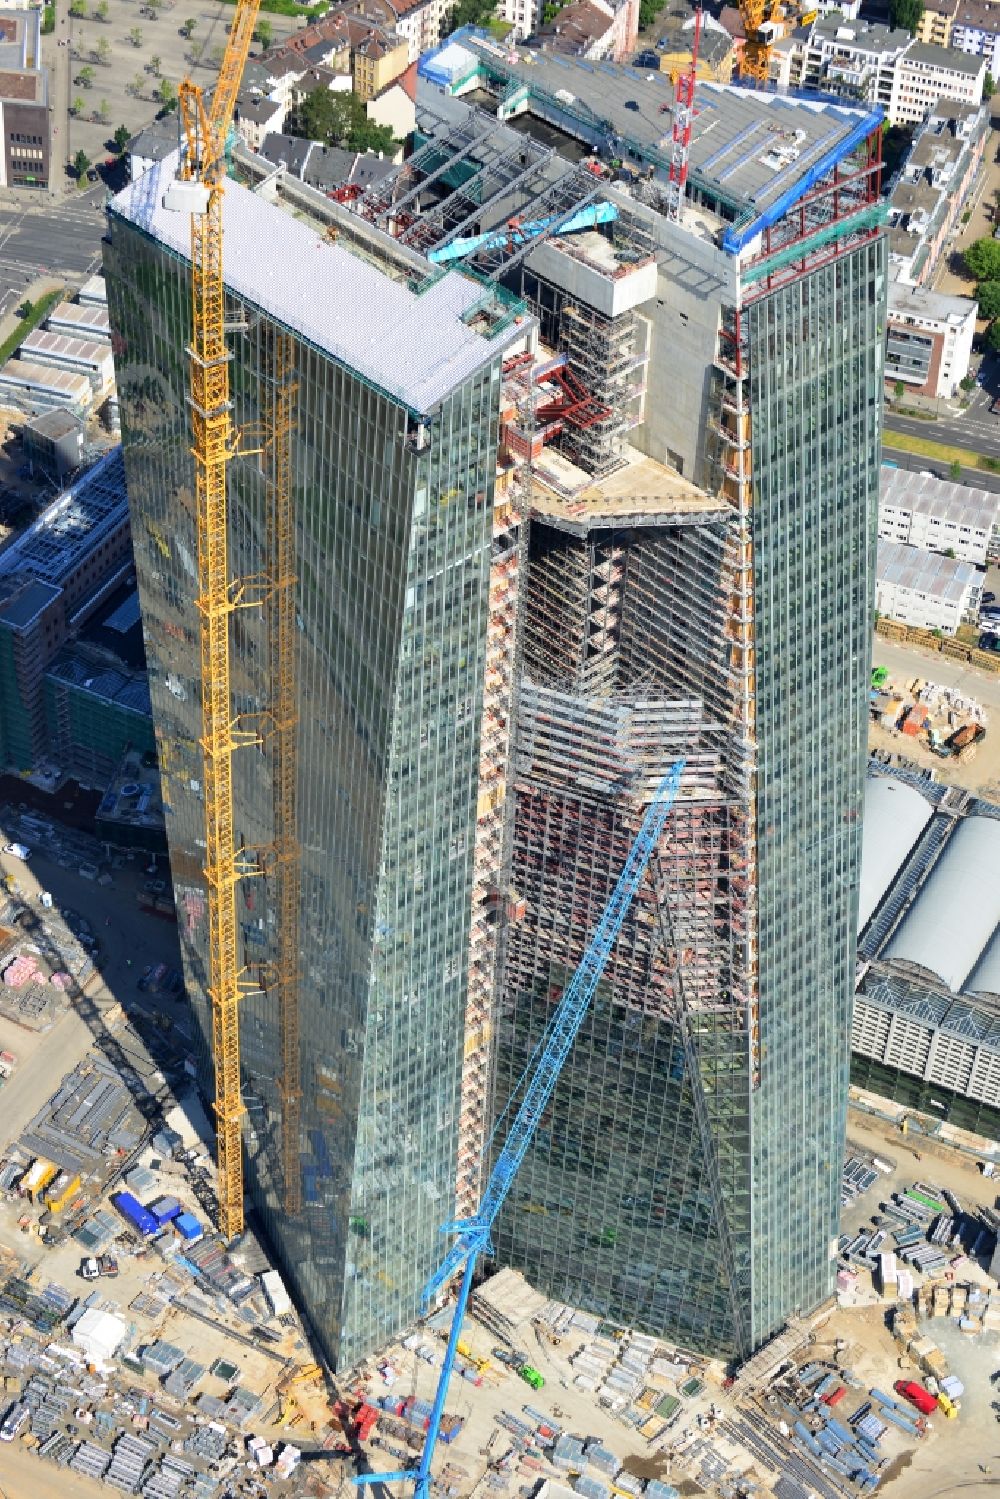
[105,38,885,1367]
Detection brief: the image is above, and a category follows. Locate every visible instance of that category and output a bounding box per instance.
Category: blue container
[174,1212,203,1242]
[112,1190,158,1236]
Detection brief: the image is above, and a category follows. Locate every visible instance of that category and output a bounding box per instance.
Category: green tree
[130,72,144,96]
[113,123,131,153]
[986,319,1000,353]
[95,0,109,18]
[893,380,905,401]
[181,15,196,36]
[986,70,996,98]
[964,236,1000,282]
[73,148,91,182]
[948,464,962,484]
[17,299,33,320]
[977,281,1000,320]
[255,16,272,46]
[290,87,396,155]
[95,35,111,62]
[157,77,177,107]
[128,25,143,45]
[149,53,162,76]
[77,63,96,87]
[68,0,87,15]
[98,97,111,123]
[70,93,85,115]
[445,0,494,32]
[888,0,922,34]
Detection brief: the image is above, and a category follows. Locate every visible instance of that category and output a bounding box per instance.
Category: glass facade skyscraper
[104,157,520,1367]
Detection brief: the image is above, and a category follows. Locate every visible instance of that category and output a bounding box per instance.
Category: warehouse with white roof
[853,767,1000,1138]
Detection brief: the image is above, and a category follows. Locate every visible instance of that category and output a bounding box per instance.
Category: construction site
[0,2,915,1499]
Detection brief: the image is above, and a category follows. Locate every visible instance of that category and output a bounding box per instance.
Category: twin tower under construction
[104,46,886,1371]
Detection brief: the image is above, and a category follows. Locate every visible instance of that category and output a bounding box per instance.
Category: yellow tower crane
[739,0,780,83]
[167,0,302,1236]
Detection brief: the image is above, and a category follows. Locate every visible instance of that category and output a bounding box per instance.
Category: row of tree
[963,237,1000,352]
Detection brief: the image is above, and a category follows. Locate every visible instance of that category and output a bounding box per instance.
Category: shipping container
[46,1172,81,1213]
[111,1190,159,1236]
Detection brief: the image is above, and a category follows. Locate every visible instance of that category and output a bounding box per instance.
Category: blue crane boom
[354,760,685,1499]
[427,201,619,264]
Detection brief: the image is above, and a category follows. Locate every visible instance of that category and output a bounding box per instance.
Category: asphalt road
[0,192,105,320]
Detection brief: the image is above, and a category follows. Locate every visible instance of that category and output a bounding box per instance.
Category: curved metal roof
[857,776,933,934]
[967,924,1000,998]
[885,815,1000,993]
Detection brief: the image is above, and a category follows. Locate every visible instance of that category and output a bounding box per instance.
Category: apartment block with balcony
[917,0,959,45]
[951,0,1000,73]
[769,14,985,123]
[887,99,990,286]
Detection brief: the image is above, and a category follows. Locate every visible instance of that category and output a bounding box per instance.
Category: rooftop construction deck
[112,154,524,417]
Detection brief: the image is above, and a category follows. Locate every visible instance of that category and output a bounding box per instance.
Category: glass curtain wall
[746,237,885,1344]
[105,213,502,1367]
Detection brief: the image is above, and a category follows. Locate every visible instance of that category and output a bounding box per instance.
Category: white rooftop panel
[857,775,934,933]
[876,537,979,604]
[110,153,509,416]
[880,467,998,535]
[885,815,1000,992]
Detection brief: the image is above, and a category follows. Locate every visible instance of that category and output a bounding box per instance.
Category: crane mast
[355,762,686,1499]
[172,0,303,1239]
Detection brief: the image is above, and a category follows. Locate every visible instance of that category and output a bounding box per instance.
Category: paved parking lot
[54,0,304,191]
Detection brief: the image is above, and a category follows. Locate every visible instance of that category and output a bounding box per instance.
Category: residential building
[854,769,1000,1142]
[0,449,150,779]
[532,0,641,61]
[498,0,638,51]
[352,27,408,100]
[917,0,959,47]
[875,538,982,633]
[952,0,1000,74]
[769,15,985,124]
[879,468,999,564]
[394,50,881,1358]
[0,7,48,188]
[655,14,735,82]
[887,100,990,285]
[365,62,417,142]
[127,117,182,182]
[886,284,976,396]
[236,93,284,153]
[104,149,523,1371]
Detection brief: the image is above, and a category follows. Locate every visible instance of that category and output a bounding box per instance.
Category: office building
[396,49,883,1358]
[107,39,885,1368]
[0,7,49,189]
[0,449,152,781]
[886,284,976,398]
[104,154,522,1370]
